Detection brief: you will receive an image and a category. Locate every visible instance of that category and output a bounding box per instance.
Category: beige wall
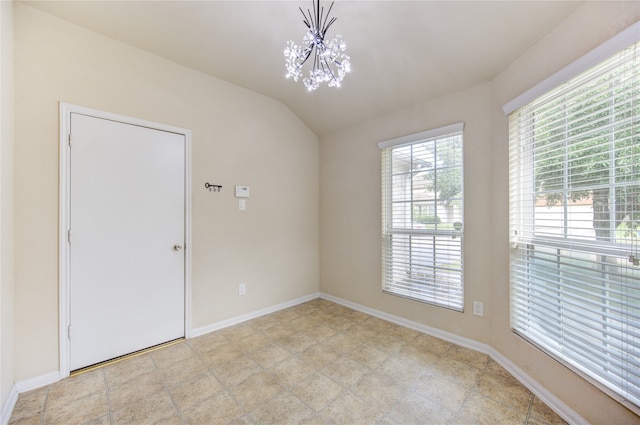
[320,1,640,423]
[1,0,16,408]
[13,3,319,380]
[320,83,493,343]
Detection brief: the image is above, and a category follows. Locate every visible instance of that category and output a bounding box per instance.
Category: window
[379,123,464,310]
[508,28,640,411]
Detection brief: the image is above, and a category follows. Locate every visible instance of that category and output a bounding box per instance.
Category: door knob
[173,243,184,251]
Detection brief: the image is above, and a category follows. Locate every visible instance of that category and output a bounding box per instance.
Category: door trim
[59,102,192,378]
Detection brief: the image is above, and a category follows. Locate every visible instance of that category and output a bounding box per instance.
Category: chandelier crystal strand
[284,0,351,91]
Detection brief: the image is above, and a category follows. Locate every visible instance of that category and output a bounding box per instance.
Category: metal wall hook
[205,183,222,192]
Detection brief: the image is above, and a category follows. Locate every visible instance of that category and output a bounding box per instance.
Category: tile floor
[9,299,568,425]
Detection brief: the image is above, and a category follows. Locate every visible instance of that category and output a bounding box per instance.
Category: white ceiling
[21,0,583,135]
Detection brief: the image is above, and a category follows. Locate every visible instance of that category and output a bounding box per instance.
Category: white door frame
[59,102,192,378]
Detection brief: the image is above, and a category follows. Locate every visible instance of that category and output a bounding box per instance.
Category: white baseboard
[319,292,587,425]
[0,385,18,425]
[320,292,490,355]
[1,370,60,425]
[489,349,588,425]
[15,371,60,394]
[190,292,320,338]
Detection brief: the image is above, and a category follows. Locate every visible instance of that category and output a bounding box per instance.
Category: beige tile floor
[9,299,568,425]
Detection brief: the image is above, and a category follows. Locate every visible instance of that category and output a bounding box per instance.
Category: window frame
[379,123,465,311]
[506,21,640,414]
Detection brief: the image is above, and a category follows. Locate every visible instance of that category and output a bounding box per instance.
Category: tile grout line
[154,347,190,425]
[38,387,50,425]
[451,354,489,423]
[160,345,201,424]
[99,368,114,425]
[524,393,535,425]
[196,331,254,423]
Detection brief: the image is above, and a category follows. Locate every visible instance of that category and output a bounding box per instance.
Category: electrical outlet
[239,283,246,296]
[473,301,484,317]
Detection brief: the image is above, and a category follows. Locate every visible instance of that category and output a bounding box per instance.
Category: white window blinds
[380,124,464,311]
[509,33,640,412]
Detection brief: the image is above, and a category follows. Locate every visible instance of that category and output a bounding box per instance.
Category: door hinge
[68,134,72,146]
[67,229,72,244]
[68,325,71,340]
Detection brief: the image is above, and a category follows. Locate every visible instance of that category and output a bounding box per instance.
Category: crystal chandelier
[284,0,351,91]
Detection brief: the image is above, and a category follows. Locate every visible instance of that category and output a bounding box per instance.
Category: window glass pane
[615,186,640,244]
[412,171,434,202]
[412,140,435,171]
[392,173,411,202]
[392,145,412,175]
[412,201,437,229]
[436,199,463,228]
[391,202,411,229]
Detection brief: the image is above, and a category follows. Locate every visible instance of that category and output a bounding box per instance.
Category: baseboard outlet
[190,292,320,338]
[319,292,587,425]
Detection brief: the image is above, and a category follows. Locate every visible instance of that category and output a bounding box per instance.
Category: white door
[69,113,185,371]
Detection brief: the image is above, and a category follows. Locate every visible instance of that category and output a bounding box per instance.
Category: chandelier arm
[321,2,335,33]
[323,17,337,35]
[322,57,338,81]
[315,46,325,78]
[313,45,321,71]
[314,0,320,30]
[300,7,312,29]
[300,45,313,66]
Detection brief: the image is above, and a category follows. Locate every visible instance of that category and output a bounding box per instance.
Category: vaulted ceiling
[21,1,583,135]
